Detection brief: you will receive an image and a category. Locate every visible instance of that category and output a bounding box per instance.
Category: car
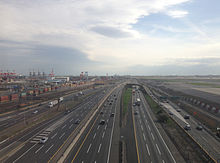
[99,119,105,125]
[110,113,115,117]
[64,110,71,115]
[100,111,104,115]
[184,124,191,130]
[39,137,48,144]
[33,110,38,114]
[196,125,203,131]
[184,115,190,119]
[75,119,80,124]
[177,109,181,112]
[169,112,173,115]
[133,103,136,106]
[115,98,117,100]
[109,102,112,105]
[134,111,138,115]
[38,103,42,106]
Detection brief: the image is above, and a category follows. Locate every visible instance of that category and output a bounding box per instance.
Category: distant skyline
[1,0,220,75]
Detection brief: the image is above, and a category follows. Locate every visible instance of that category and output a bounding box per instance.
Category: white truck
[59,97,64,102]
[48,100,58,108]
[136,98,141,106]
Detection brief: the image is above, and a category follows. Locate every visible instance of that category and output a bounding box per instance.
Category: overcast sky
[1,0,220,75]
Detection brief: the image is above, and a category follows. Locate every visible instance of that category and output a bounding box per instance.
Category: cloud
[167,10,188,18]
[90,25,133,38]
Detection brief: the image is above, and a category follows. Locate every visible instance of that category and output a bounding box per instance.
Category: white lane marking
[93,133,96,139]
[51,133,57,139]
[156,144,161,155]
[146,144,150,156]
[145,120,148,123]
[151,132,155,140]
[62,124,66,129]
[107,119,109,123]
[141,125,143,131]
[102,131,105,138]
[13,144,37,163]
[162,160,165,163]
[97,125,100,130]
[104,125,107,130]
[59,133,65,139]
[143,133,146,141]
[69,124,73,129]
[45,144,54,153]
[98,143,102,153]
[70,118,73,122]
[144,115,146,118]
[87,144,92,153]
[35,145,44,154]
[140,92,176,163]
[148,125,151,131]
[139,120,142,124]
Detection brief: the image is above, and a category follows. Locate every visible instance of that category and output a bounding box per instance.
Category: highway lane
[164,101,220,161]
[133,90,176,163]
[4,87,112,163]
[65,87,122,163]
[0,87,105,132]
[0,87,110,152]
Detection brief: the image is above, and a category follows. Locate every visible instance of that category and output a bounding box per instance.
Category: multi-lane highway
[133,90,176,163]
[1,86,114,163]
[65,86,122,163]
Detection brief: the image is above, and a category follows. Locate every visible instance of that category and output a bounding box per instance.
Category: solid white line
[45,144,54,153]
[87,144,92,153]
[35,145,44,154]
[59,133,65,139]
[162,160,165,163]
[70,118,73,122]
[51,133,57,139]
[97,125,100,130]
[69,124,73,129]
[156,144,161,155]
[141,125,143,131]
[146,144,150,156]
[107,119,109,123]
[93,133,96,139]
[98,143,102,153]
[151,133,155,140]
[13,143,37,163]
[62,124,66,129]
[143,133,146,141]
[148,125,151,131]
[102,131,105,138]
[104,125,107,130]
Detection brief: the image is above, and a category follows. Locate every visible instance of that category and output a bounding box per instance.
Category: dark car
[109,102,112,105]
[134,111,138,115]
[99,119,105,125]
[184,115,190,119]
[169,112,173,115]
[75,119,80,124]
[100,111,104,115]
[177,109,181,112]
[196,125,203,131]
[110,113,115,117]
[65,110,71,114]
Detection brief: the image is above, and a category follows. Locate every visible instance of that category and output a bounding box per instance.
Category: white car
[33,110,38,114]
[39,137,48,144]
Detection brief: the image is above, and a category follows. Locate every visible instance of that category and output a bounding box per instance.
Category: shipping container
[27,90,34,95]
[10,94,19,101]
[0,95,9,102]
[20,92,27,98]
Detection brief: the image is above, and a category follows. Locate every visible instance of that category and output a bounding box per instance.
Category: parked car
[110,113,115,117]
[177,109,181,112]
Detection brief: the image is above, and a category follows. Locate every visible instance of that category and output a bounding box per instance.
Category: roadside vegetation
[122,87,132,117]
